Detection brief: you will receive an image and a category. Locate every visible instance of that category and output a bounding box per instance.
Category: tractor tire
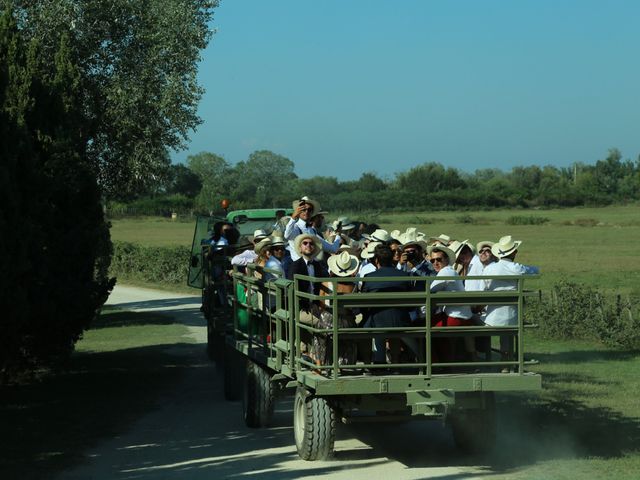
[293,387,336,461]
[242,361,275,428]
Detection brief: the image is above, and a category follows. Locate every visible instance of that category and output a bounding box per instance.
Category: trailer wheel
[242,361,275,428]
[450,392,496,454]
[293,387,335,461]
[223,344,243,401]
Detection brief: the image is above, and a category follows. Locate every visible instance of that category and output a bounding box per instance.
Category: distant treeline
[107,148,640,216]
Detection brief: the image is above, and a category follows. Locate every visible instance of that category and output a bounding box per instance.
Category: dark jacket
[361,266,413,327]
[287,257,328,311]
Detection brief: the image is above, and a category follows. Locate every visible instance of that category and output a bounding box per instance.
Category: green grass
[0,309,195,479]
[110,204,640,296]
[486,333,640,479]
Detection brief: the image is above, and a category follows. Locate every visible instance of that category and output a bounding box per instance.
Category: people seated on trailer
[428,244,477,361]
[227,235,255,275]
[230,229,269,268]
[358,241,381,278]
[284,196,341,264]
[483,236,540,363]
[209,221,233,250]
[310,251,361,366]
[263,234,286,281]
[286,233,328,328]
[449,239,475,277]
[465,241,497,293]
[361,244,420,365]
[252,237,273,279]
[388,238,402,267]
[397,228,435,276]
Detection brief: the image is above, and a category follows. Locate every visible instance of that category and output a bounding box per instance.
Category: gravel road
[57,285,489,480]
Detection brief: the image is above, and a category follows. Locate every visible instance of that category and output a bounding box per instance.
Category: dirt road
[57,285,490,479]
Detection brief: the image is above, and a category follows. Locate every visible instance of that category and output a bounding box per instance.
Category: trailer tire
[293,387,335,461]
[223,344,243,401]
[450,392,496,454]
[242,361,275,428]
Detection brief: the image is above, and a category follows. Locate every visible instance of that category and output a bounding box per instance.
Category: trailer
[221,265,541,460]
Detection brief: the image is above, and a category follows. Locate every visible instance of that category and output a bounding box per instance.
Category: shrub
[110,241,190,285]
[560,218,599,227]
[506,215,549,225]
[527,280,640,349]
[455,214,476,224]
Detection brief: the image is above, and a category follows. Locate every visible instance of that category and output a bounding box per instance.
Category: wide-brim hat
[449,239,475,260]
[492,235,522,259]
[390,229,401,240]
[363,228,391,243]
[428,233,453,246]
[270,234,286,248]
[360,241,381,259]
[427,244,456,266]
[248,229,268,243]
[293,233,322,258]
[400,228,428,251]
[327,251,360,277]
[476,241,494,253]
[292,196,325,216]
[332,216,356,231]
[254,237,273,255]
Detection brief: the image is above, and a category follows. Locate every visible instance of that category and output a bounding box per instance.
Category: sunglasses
[430,257,446,263]
[404,249,416,254]
[301,241,315,246]
[272,246,285,251]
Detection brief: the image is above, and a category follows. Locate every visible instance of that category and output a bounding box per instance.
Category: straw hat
[399,228,428,251]
[476,240,494,253]
[363,228,391,243]
[428,233,453,246]
[270,234,286,248]
[254,237,272,255]
[293,233,322,258]
[426,244,456,266]
[252,229,269,243]
[331,216,356,231]
[292,196,327,215]
[327,251,360,277]
[390,229,401,240]
[360,241,381,259]
[491,235,522,259]
[449,239,475,260]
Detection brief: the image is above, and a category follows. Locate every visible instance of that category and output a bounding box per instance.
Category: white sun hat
[426,244,456,266]
[449,239,475,260]
[293,233,322,258]
[254,237,273,255]
[427,233,453,246]
[476,240,494,253]
[327,251,360,277]
[360,241,382,259]
[491,235,522,259]
[362,229,391,243]
[399,228,428,251]
[331,216,356,231]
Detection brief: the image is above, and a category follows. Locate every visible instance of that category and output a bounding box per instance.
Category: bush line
[110,241,190,285]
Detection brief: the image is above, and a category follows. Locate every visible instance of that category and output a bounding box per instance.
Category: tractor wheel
[293,387,335,461]
[242,361,275,428]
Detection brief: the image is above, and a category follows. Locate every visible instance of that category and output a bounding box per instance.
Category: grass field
[110,204,640,295]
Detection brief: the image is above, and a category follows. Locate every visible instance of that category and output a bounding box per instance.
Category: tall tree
[13,0,218,198]
[188,151,231,211]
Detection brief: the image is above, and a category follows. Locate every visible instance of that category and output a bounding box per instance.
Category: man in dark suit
[362,244,419,364]
[286,233,327,324]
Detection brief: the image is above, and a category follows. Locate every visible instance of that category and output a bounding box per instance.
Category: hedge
[110,241,190,285]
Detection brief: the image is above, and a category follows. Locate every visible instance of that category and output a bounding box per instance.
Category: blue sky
[173,0,640,180]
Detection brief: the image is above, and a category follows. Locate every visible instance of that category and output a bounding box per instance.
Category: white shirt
[231,249,257,267]
[284,218,341,261]
[430,265,473,320]
[483,258,540,326]
[465,255,490,292]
